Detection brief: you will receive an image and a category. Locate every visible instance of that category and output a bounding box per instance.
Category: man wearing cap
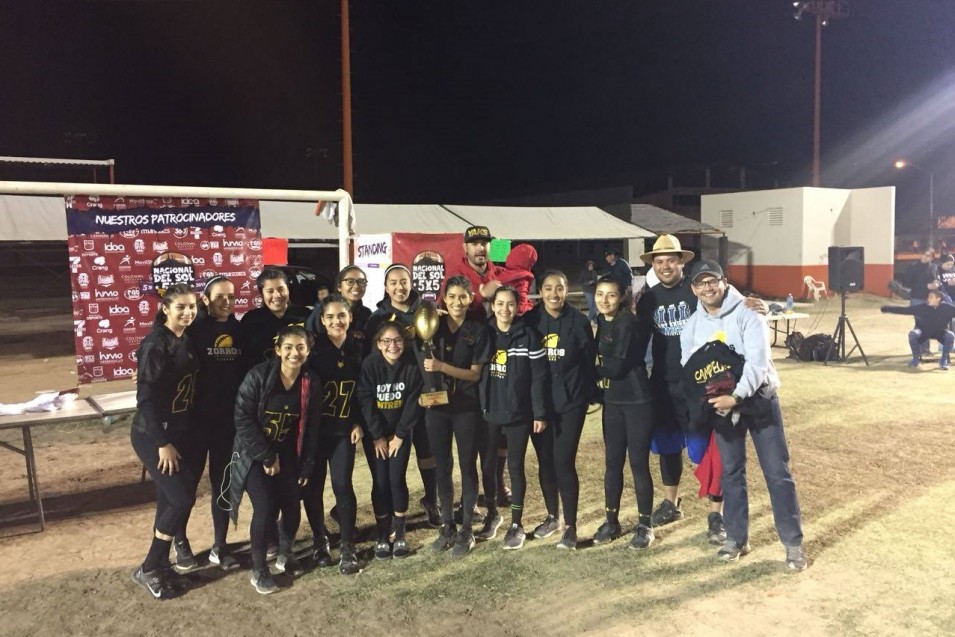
[680,260,807,571]
[635,235,727,543]
[604,249,633,301]
[446,225,504,320]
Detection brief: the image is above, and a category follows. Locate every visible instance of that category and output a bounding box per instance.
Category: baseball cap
[464,226,494,243]
[690,259,724,281]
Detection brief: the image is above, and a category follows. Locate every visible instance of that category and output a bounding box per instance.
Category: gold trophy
[414,301,449,407]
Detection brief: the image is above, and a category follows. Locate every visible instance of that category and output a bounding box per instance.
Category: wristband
[730,393,741,404]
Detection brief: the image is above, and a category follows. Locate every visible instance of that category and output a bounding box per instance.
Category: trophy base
[418,390,449,407]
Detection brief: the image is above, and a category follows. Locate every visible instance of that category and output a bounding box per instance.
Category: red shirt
[445,256,503,319]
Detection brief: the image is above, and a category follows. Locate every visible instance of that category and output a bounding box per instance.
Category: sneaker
[454,503,485,526]
[421,496,442,528]
[450,531,475,559]
[476,513,503,541]
[532,515,561,539]
[430,524,456,553]
[339,543,360,575]
[374,540,392,561]
[393,538,412,559]
[707,512,727,546]
[209,545,240,570]
[266,542,280,561]
[909,357,920,368]
[275,553,305,576]
[131,565,174,599]
[172,538,199,573]
[556,526,577,550]
[503,523,526,550]
[717,539,752,561]
[786,545,808,572]
[250,568,280,594]
[650,498,684,528]
[592,520,623,544]
[312,536,333,568]
[628,523,655,550]
[941,360,950,371]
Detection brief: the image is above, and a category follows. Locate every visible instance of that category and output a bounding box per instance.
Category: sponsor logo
[249,239,262,251]
[127,351,138,362]
[208,241,220,249]
[241,280,251,291]
[358,241,388,258]
[74,320,86,337]
[234,297,250,307]
[200,241,210,250]
[77,273,90,288]
[92,366,104,378]
[191,256,205,265]
[99,352,124,363]
[119,255,132,267]
[83,240,95,251]
[93,256,106,266]
[97,274,115,287]
[228,254,242,266]
[114,367,135,378]
[249,266,262,279]
[201,269,216,280]
[69,256,81,272]
[139,300,151,315]
[95,289,120,299]
[82,336,94,351]
[104,242,125,253]
[80,291,91,300]
[134,259,153,267]
[120,229,139,239]
[152,241,169,252]
[180,198,201,206]
[75,355,84,366]
[101,337,119,350]
[223,240,243,250]
[109,305,130,315]
[84,354,95,364]
[138,321,153,329]
[124,287,142,301]
[72,291,79,302]
[134,239,146,253]
[87,303,100,315]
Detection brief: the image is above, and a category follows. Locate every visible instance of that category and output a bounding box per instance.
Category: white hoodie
[679,286,779,400]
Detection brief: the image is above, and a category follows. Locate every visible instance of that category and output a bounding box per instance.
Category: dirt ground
[1,295,954,637]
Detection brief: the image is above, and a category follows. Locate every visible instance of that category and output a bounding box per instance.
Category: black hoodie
[480,319,548,425]
[596,311,652,405]
[238,303,310,371]
[357,351,423,440]
[523,303,597,414]
[365,289,422,356]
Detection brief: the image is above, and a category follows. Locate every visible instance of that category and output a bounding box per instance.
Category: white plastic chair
[803,275,828,301]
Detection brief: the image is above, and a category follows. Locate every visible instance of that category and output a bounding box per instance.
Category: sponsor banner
[354,234,393,305]
[66,195,262,384]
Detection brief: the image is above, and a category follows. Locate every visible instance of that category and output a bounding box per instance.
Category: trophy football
[413,301,449,407]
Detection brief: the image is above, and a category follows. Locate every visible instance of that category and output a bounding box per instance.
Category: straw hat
[639,234,695,264]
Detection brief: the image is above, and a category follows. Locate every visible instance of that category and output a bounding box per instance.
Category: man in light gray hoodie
[680,260,808,572]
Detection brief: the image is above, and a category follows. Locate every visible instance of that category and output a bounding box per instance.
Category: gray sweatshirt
[679,286,779,401]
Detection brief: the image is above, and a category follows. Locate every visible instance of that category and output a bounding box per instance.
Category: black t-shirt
[637,277,696,384]
[263,375,302,452]
[189,315,245,421]
[308,334,363,436]
[133,326,199,445]
[238,304,310,370]
[430,317,491,414]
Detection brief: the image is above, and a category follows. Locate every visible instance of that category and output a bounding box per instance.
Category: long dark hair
[152,283,197,328]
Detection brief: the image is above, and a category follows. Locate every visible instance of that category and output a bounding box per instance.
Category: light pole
[792,1,848,187]
[894,159,936,250]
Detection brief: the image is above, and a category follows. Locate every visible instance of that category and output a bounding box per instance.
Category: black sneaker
[717,539,752,562]
[209,545,240,570]
[131,566,174,600]
[250,568,280,594]
[312,536,333,567]
[275,553,305,576]
[503,523,526,550]
[628,523,655,549]
[476,513,503,541]
[430,524,456,553]
[650,498,684,528]
[393,538,412,559]
[556,526,577,550]
[532,515,561,539]
[450,531,475,559]
[374,540,393,560]
[173,538,199,573]
[707,512,727,546]
[339,543,360,575]
[421,496,442,528]
[592,520,623,544]
[786,545,808,572]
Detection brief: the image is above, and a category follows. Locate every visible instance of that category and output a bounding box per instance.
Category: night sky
[3,1,955,231]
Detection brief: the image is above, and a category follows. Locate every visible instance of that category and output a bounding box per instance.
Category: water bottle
[785,293,794,314]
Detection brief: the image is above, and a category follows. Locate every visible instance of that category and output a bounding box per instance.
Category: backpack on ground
[785,331,805,360]
[797,333,837,362]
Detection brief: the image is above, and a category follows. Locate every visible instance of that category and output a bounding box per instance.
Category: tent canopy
[628,203,722,235]
[445,205,654,240]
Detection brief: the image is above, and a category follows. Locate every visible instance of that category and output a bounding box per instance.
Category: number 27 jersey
[307,333,364,437]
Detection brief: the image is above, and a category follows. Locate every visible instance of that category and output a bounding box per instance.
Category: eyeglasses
[342,278,367,287]
[691,278,722,289]
[379,337,403,346]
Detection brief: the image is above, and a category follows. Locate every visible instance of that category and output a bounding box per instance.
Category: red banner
[67,195,263,384]
[392,233,464,303]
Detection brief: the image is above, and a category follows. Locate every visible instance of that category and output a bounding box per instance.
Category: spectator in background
[881,289,955,370]
[906,248,942,356]
[604,249,634,305]
[938,254,955,302]
[579,259,599,323]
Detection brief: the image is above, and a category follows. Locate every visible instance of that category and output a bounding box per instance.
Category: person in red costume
[445,225,504,320]
[497,244,538,316]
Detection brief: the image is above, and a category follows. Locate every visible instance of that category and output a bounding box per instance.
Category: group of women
[130,261,657,599]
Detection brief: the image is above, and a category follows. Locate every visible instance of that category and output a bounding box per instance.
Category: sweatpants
[245,447,302,571]
[303,433,357,545]
[602,402,655,519]
[426,408,481,533]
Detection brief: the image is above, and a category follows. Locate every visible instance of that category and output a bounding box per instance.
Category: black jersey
[132,325,199,447]
[308,333,364,436]
[636,276,696,384]
[429,316,491,414]
[238,304,310,370]
[188,314,245,422]
[596,312,651,405]
[263,375,302,452]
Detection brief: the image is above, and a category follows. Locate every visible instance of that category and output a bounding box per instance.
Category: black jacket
[524,304,598,414]
[906,261,941,302]
[596,312,651,405]
[132,326,198,447]
[480,319,548,425]
[357,352,423,440]
[882,303,955,342]
[237,304,310,371]
[228,358,322,524]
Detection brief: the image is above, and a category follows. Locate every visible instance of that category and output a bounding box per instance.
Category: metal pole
[341,0,354,196]
[812,14,822,187]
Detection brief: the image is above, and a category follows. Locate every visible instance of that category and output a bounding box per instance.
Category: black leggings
[659,452,684,488]
[602,402,655,519]
[426,408,481,531]
[537,404,588,527]
[486,421,533,523]
[131,428,201,538]
[303,434,357,544]
[245,448,302,571]
[362,434,413,517]
[206,420,235,547]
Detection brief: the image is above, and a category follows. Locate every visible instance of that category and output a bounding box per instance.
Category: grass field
[1,293,954,636]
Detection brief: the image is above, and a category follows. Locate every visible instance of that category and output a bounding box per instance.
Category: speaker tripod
[825,291,869,366]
